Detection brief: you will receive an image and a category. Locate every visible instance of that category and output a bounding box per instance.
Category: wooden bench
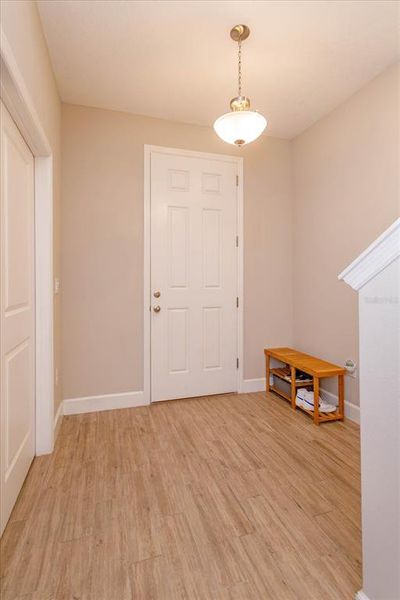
[264,347,345,425]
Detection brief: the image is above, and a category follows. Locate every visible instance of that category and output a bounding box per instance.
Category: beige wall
[1,0,62,411]
[292,63,400,406]
[2,3,398,413]
[61,104,293,399]
[61,62,399,405]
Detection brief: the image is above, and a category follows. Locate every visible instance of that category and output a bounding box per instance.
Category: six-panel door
[0,103,35,535]
[150,152,238,402]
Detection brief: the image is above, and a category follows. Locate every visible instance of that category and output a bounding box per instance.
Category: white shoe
[296,394,336,413]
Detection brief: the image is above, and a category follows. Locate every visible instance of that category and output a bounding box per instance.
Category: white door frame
[1,30,54,455]
[144,145,244,404]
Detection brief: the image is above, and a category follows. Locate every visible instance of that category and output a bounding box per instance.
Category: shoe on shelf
[296,391,336,413]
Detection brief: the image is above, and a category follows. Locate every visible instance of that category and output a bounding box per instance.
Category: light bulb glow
[213,110,267,146]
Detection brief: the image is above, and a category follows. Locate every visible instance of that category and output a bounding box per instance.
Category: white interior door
[0,103,35,535]
[150,150,239,402]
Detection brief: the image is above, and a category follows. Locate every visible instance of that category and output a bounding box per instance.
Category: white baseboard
[240,378,360,424]
[355,591,370,600]
[53,400,64,439]
[62,383,361,423]
[63,390,148,415]
[240,378,266,393]
[344,401,360,424]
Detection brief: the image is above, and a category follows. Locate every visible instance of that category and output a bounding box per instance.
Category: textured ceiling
[37,0,400,139]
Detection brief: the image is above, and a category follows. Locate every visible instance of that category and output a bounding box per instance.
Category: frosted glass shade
[213,110,267,146]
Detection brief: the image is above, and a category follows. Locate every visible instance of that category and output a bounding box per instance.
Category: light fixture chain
[214,24,266,146]
[238,38,242,96]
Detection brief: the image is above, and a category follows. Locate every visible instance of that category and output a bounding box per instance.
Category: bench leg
[266,354,270,395]
[338,374,345,420]
[313,376,320,425]
[290,366,296,409]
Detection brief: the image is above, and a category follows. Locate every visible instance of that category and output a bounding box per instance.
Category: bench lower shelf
[269,385,343,422]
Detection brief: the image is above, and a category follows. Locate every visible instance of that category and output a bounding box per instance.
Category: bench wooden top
[264,347,345,378]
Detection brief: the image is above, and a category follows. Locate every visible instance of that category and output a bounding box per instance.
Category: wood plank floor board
[0,519,26,580]
[53,535,94,600]
[271,547,350,600]
[231,532,298,600]
[204,461,261,503]
[314,509,362,564]
[317,475,361,530]
[0,391,361,599]
[131,555,187,600]
[217,580,260,600]
[7,456,51,524]
[0,494,65,597]
[9,593,55,600]
[239,456,331,517]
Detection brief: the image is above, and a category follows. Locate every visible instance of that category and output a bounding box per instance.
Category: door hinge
[236,175,239,186]
[236,357,239,369]
[236,296,239,308]
[236,235,239,247]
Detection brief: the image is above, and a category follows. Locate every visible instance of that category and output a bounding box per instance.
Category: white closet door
[150,151,238,402]
[0,103,35,535]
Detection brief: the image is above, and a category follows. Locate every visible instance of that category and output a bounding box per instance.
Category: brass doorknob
[153,305,161,313]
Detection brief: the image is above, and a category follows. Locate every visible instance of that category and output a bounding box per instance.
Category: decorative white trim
[241,378,266,393]
[34,156,54,455]
[63,391,148,415]
[355,591,370,600]
[236,158,244,392]
[143,147,151,406]
[240,378,360,423]
[338,218,400,291]
[144,145,244,401]
[0,30,51,156]
[1,29,54,455]
[53,401,63,440]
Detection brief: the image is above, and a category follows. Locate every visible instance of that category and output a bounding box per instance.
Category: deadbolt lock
[153,291,161,298]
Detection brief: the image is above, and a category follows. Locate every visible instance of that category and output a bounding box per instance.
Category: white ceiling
[37,0,400,139]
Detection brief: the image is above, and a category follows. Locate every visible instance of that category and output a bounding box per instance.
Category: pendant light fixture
[214,25,267,147]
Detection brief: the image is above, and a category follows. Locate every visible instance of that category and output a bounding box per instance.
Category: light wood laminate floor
[0,391,361,599]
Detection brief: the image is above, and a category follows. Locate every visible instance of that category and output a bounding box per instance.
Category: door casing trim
[1,29,54,455]
[144,144,244,404]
